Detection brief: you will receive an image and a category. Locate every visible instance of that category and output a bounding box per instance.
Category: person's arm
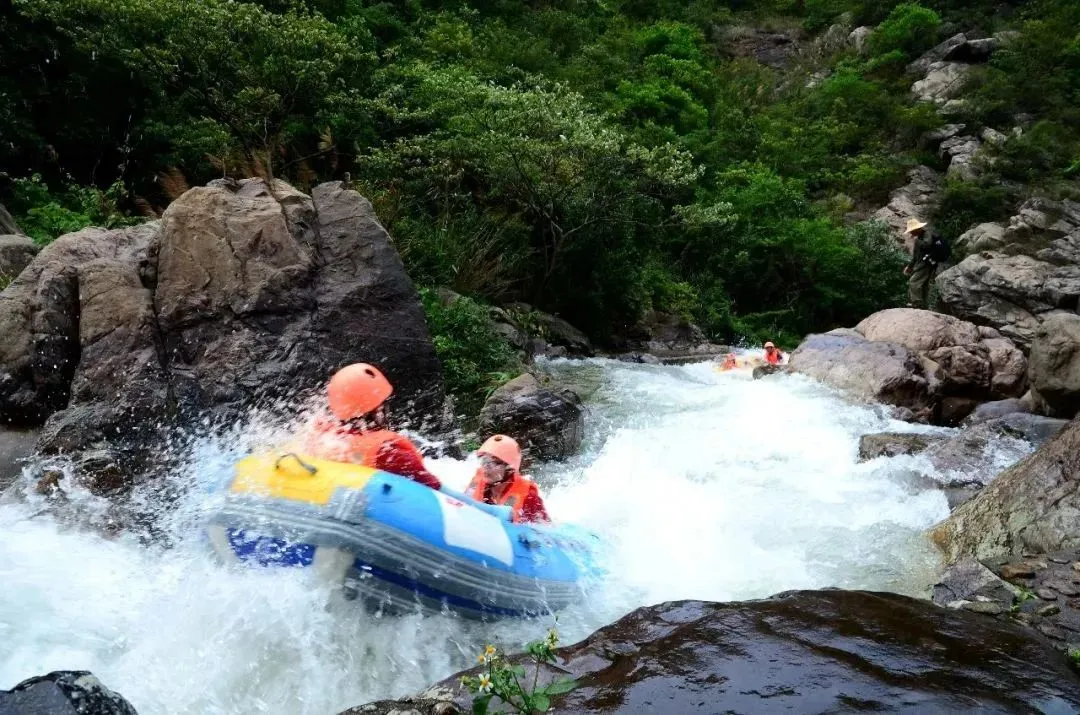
[519,485,550,523]
[374,439,442,490]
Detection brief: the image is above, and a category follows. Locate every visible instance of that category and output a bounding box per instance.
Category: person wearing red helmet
[466,435,550,524]
[303,363,441,490]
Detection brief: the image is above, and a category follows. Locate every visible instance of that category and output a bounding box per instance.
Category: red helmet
[327,363,393,421]
[477,434,522,472]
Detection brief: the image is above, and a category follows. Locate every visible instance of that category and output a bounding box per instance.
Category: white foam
[0,357,965,713]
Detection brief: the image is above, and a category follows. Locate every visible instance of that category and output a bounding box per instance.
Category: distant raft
[205,453,602,620]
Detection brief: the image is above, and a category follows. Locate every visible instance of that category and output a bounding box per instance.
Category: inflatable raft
[205,453,601,620]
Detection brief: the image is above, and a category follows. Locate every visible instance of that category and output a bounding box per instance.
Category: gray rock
[858,432,942,461]
[943,36,999,63]
[1029,312,1080,418]
[924,123,966,144]
[0,234,38,284]
[849,26,872,54]
[962,397,1031,425]
[787,332,934,418]
[871,166,943,242]
[956,223,1006,253]
[931,417,1080,563]
[913,63,972,104]
[0,203,21,236]
[478,373,584,461]
[908,33,969,76]
[0,671,138,715]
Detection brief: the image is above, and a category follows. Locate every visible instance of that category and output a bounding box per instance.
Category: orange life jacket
[467,469,537,523]
[764,349,781,365]
[721,356,738,369]
[304,420,422,468]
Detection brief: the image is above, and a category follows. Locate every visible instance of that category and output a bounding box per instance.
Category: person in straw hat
[902,217,950,309]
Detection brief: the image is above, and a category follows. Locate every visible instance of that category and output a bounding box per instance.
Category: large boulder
[956,222,1006,253]
[1028,312,1080,418]
[912,62,972,104]
[857,432,943,461]
[937,252,1080,347]
[614,310,722,359]
[342,590,1080,714]
[930,416,1080,563]
[0,179,444,481]
[0,234,38,282]
[787,332,935,418]
[794,309,1027,423]
[0,671,138,715]
[477,373,583,461]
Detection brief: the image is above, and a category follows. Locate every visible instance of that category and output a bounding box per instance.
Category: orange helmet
[327,363,393,421]
[764,341,776,349]
[477,434,522,472]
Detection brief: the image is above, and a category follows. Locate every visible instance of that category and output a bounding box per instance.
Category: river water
[0,357,986,714]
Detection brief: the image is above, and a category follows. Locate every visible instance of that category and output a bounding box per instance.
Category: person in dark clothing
[902,218,950,309]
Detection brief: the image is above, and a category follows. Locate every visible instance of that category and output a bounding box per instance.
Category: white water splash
[0,357,976,714]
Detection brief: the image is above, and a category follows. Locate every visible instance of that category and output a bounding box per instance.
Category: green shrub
[420,289,522,419]
[933,180,1013,241]
[6,174,139,245]
[866,3,941,59]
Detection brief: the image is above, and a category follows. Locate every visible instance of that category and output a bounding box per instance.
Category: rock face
[937,198,1080,349]
[0,179,444,483]
[1029,312,1080,418]
[792,309,1027,424]
[0,671,138,715]
[343,590,1080,715]
[477,373,584,461]
[912,61,972,104]
[788,331,935,418]
[907,33,969,76]
[871,165,942,242]
[0,234,38,281]
[930,416,1080,563]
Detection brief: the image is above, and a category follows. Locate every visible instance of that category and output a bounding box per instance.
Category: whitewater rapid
[1,357,984,714]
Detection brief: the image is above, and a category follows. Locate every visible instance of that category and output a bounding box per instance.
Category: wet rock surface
[857,431,943,460]
[342,590,1080,714]
[477,373,584,460]
[1029,312,1080,418]
[931,415,1080,563]
[0,234,37,281]
[0,670,138,715]
[934,552,1080,653]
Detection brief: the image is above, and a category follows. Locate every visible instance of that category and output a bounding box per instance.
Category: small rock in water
[1038,621,1065,638]
[1037,588,1059,601]
[1038,604,1063,618]
[1050,555,1071,564]
[1000,560,1048,581]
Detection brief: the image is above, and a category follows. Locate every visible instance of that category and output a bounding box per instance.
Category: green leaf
[531,693,551,712]
[545,678,578,696]
[510,664,527,678]
[471,694,492,715]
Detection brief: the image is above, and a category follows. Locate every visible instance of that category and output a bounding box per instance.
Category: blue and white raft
[205,453,601,619]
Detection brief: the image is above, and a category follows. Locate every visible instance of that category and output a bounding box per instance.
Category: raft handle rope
[275,453,318,475]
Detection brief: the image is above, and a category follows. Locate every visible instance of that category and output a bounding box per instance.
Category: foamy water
[0,357,972,714]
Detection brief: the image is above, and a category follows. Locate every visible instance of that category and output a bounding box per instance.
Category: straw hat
[904,218,928,234]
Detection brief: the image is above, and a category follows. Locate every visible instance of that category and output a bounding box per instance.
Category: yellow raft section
[230,453,377,506]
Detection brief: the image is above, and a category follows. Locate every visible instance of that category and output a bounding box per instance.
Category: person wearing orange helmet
[465,435,550,524]
[304,363,441,490]
[720,352,739,370]
[763,341,784,365]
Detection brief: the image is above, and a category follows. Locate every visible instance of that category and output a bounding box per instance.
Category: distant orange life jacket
[468,469,536,523]
[764,349,781,365]
[721,356,738,369]
[305,420,421,468]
